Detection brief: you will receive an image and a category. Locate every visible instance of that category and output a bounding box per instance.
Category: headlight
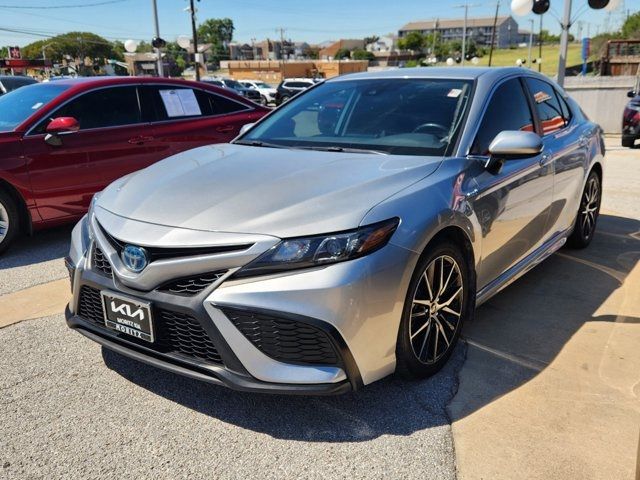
[235,218,399,278]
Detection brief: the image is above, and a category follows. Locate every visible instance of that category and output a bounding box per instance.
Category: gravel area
[0,225,72,296]
[1,315,465,480]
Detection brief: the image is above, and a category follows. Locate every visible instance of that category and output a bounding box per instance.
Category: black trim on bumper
[66,307,352,395]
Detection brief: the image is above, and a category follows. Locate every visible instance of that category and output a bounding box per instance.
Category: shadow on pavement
[103,214,638,441]
[0,225,72,270]
[451,213,640,419]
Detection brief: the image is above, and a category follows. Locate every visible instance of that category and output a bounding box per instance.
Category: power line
[0,0,128,9]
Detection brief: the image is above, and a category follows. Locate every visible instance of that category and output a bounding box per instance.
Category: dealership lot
[0,137,638,479]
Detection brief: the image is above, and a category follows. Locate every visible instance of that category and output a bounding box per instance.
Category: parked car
[239,80,277,105]
[200,77,262,104]
[275,77,321,105]
[65,68,604,394]
[0,77,268,254]
[0,75,37,96]
[622,89,640,148]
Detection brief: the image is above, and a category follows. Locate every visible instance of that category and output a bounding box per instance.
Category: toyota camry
[65,68,604,394]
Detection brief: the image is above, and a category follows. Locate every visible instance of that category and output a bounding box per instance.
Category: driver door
[469,77,553,289]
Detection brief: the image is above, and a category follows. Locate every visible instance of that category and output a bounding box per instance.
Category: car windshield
[239,78,473,156]
[224,79,244,89]
[254,82,271,88]
[0,83,69,132]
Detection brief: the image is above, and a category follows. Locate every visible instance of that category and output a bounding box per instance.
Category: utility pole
[432,18,439,58]
[538,14,543,72]
[151,0,164,77]
[189,0,200,81]
[527,18,534,69]
[488,1,500,67]
[455,3,479,66]
[277,27,286,78]
[557,0,572,87]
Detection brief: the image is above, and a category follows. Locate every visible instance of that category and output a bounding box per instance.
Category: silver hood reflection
[97,143,443,238]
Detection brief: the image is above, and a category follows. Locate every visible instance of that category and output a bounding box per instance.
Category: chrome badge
[121,245,149,273]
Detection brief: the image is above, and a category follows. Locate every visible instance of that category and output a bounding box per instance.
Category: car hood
[98,143,442,238]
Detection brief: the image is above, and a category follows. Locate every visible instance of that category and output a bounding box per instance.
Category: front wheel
[621,136,636,148]
[567,170,601,249]
[0,190,19,255]
[396,241,473,379]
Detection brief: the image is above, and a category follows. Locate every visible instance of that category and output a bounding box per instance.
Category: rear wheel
[0,189,19,255]
[621,136,635,148]
[260,95,268,106]
[567,170,601,249]
[396,241,472,379]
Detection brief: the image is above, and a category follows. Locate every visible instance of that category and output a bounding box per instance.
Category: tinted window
[40,86,142,132]
[1,76,37,93]
[241,78,473,156]
[141,85,248,121]
[525,78,568,135]
[284,82,311,89]
[0,83,69,132]
[472,78,534,155]
[555,90,572,124]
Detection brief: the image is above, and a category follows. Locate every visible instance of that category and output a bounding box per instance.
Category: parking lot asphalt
[0,137,638,479]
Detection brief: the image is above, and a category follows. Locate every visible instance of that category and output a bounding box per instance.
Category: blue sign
[581,38,591,61]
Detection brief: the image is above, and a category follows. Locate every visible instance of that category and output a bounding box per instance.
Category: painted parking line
[0,279,70,328]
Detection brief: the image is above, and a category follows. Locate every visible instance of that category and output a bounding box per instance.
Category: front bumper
[66,214,416,394]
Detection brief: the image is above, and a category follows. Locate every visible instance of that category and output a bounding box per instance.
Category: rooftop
[400,16,512,31]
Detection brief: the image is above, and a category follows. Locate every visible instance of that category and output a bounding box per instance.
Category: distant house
[319,39,366,59]
[366,36,396,53]
[399,16,521,49]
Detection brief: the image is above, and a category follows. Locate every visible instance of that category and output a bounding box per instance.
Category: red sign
[9,46,21,60]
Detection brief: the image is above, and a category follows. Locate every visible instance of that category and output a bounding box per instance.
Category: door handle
[216,125,235,133]
[539,153,552,166]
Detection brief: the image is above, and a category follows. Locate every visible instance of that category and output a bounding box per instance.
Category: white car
[239,80,277,105]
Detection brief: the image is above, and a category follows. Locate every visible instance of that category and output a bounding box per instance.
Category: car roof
[329,66,535,82]
[41,76,211,92]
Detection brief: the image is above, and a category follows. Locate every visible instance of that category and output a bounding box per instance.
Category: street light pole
[462,5,468,65]
[557,0,572,87]
[528,19,534,69]
[151,0,164,77]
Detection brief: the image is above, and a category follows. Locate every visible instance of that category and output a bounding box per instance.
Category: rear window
[284,81,312,89]
[0,76,37,93]
[0,83,69,132]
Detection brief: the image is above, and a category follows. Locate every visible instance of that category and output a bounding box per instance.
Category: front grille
[157,271,227,296]
[92,247,113,278]
[77,286,222,365]
[223,308,339,365]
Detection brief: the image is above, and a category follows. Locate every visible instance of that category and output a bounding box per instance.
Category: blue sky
[0,0,632,48]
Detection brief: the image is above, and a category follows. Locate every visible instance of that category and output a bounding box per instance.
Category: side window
[554,90,572,124]
[206,91,250,116]
[525,78,568,135]
[471,78,535,155]
[140,85,212,121]
[34,86,141,133]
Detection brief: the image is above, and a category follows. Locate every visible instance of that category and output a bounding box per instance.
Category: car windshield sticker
[31,102,44,110]
[159,89,201,117]
[447,89,462,98]
[534,91,552,104]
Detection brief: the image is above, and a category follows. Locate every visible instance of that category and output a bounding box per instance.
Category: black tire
[0,189,20,255]
[621,136,635,148]
[567,170,601,249]
[260,95,268,106]
[280,95,291,104]
[396,240,474,379]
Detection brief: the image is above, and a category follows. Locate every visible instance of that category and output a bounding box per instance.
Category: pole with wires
[488,1,500,67]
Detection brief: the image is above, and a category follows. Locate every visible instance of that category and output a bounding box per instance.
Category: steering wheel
[412,123,450,137]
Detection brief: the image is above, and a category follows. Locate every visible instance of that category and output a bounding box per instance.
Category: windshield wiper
[234,140,286,149]
[293,145,388,155]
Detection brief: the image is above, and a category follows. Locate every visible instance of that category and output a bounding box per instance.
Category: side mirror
[45,117,79,146]
[628,90,637,98]
[485,131,543,171]
[46,117,80,135]
[239,123,255,135]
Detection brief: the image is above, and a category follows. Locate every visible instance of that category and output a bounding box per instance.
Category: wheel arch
[0,178,32,235]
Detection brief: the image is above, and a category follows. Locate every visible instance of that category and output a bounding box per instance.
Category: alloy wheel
[579,176,599,240]
[409,255,464,364]
[0,202,9,244]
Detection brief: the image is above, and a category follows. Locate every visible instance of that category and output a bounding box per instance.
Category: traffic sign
[9,46,21,59]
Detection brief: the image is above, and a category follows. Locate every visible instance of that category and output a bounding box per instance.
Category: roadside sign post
[581,37,590,76]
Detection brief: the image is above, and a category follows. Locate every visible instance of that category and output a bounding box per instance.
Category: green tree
[135,40,153,53]
[21,32,117,62]
[363,35,380,45]
[621,11,640,39]
[334,48,350,59]
[539,29,560,43]
[0,46,7,58]
[397,31,425,51]
[197,18,234,58]
[351,48,374,61]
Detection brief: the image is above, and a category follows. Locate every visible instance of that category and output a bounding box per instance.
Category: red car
[0,77,268,253]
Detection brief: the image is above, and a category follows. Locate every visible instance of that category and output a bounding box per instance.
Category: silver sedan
[66,67,604,394]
